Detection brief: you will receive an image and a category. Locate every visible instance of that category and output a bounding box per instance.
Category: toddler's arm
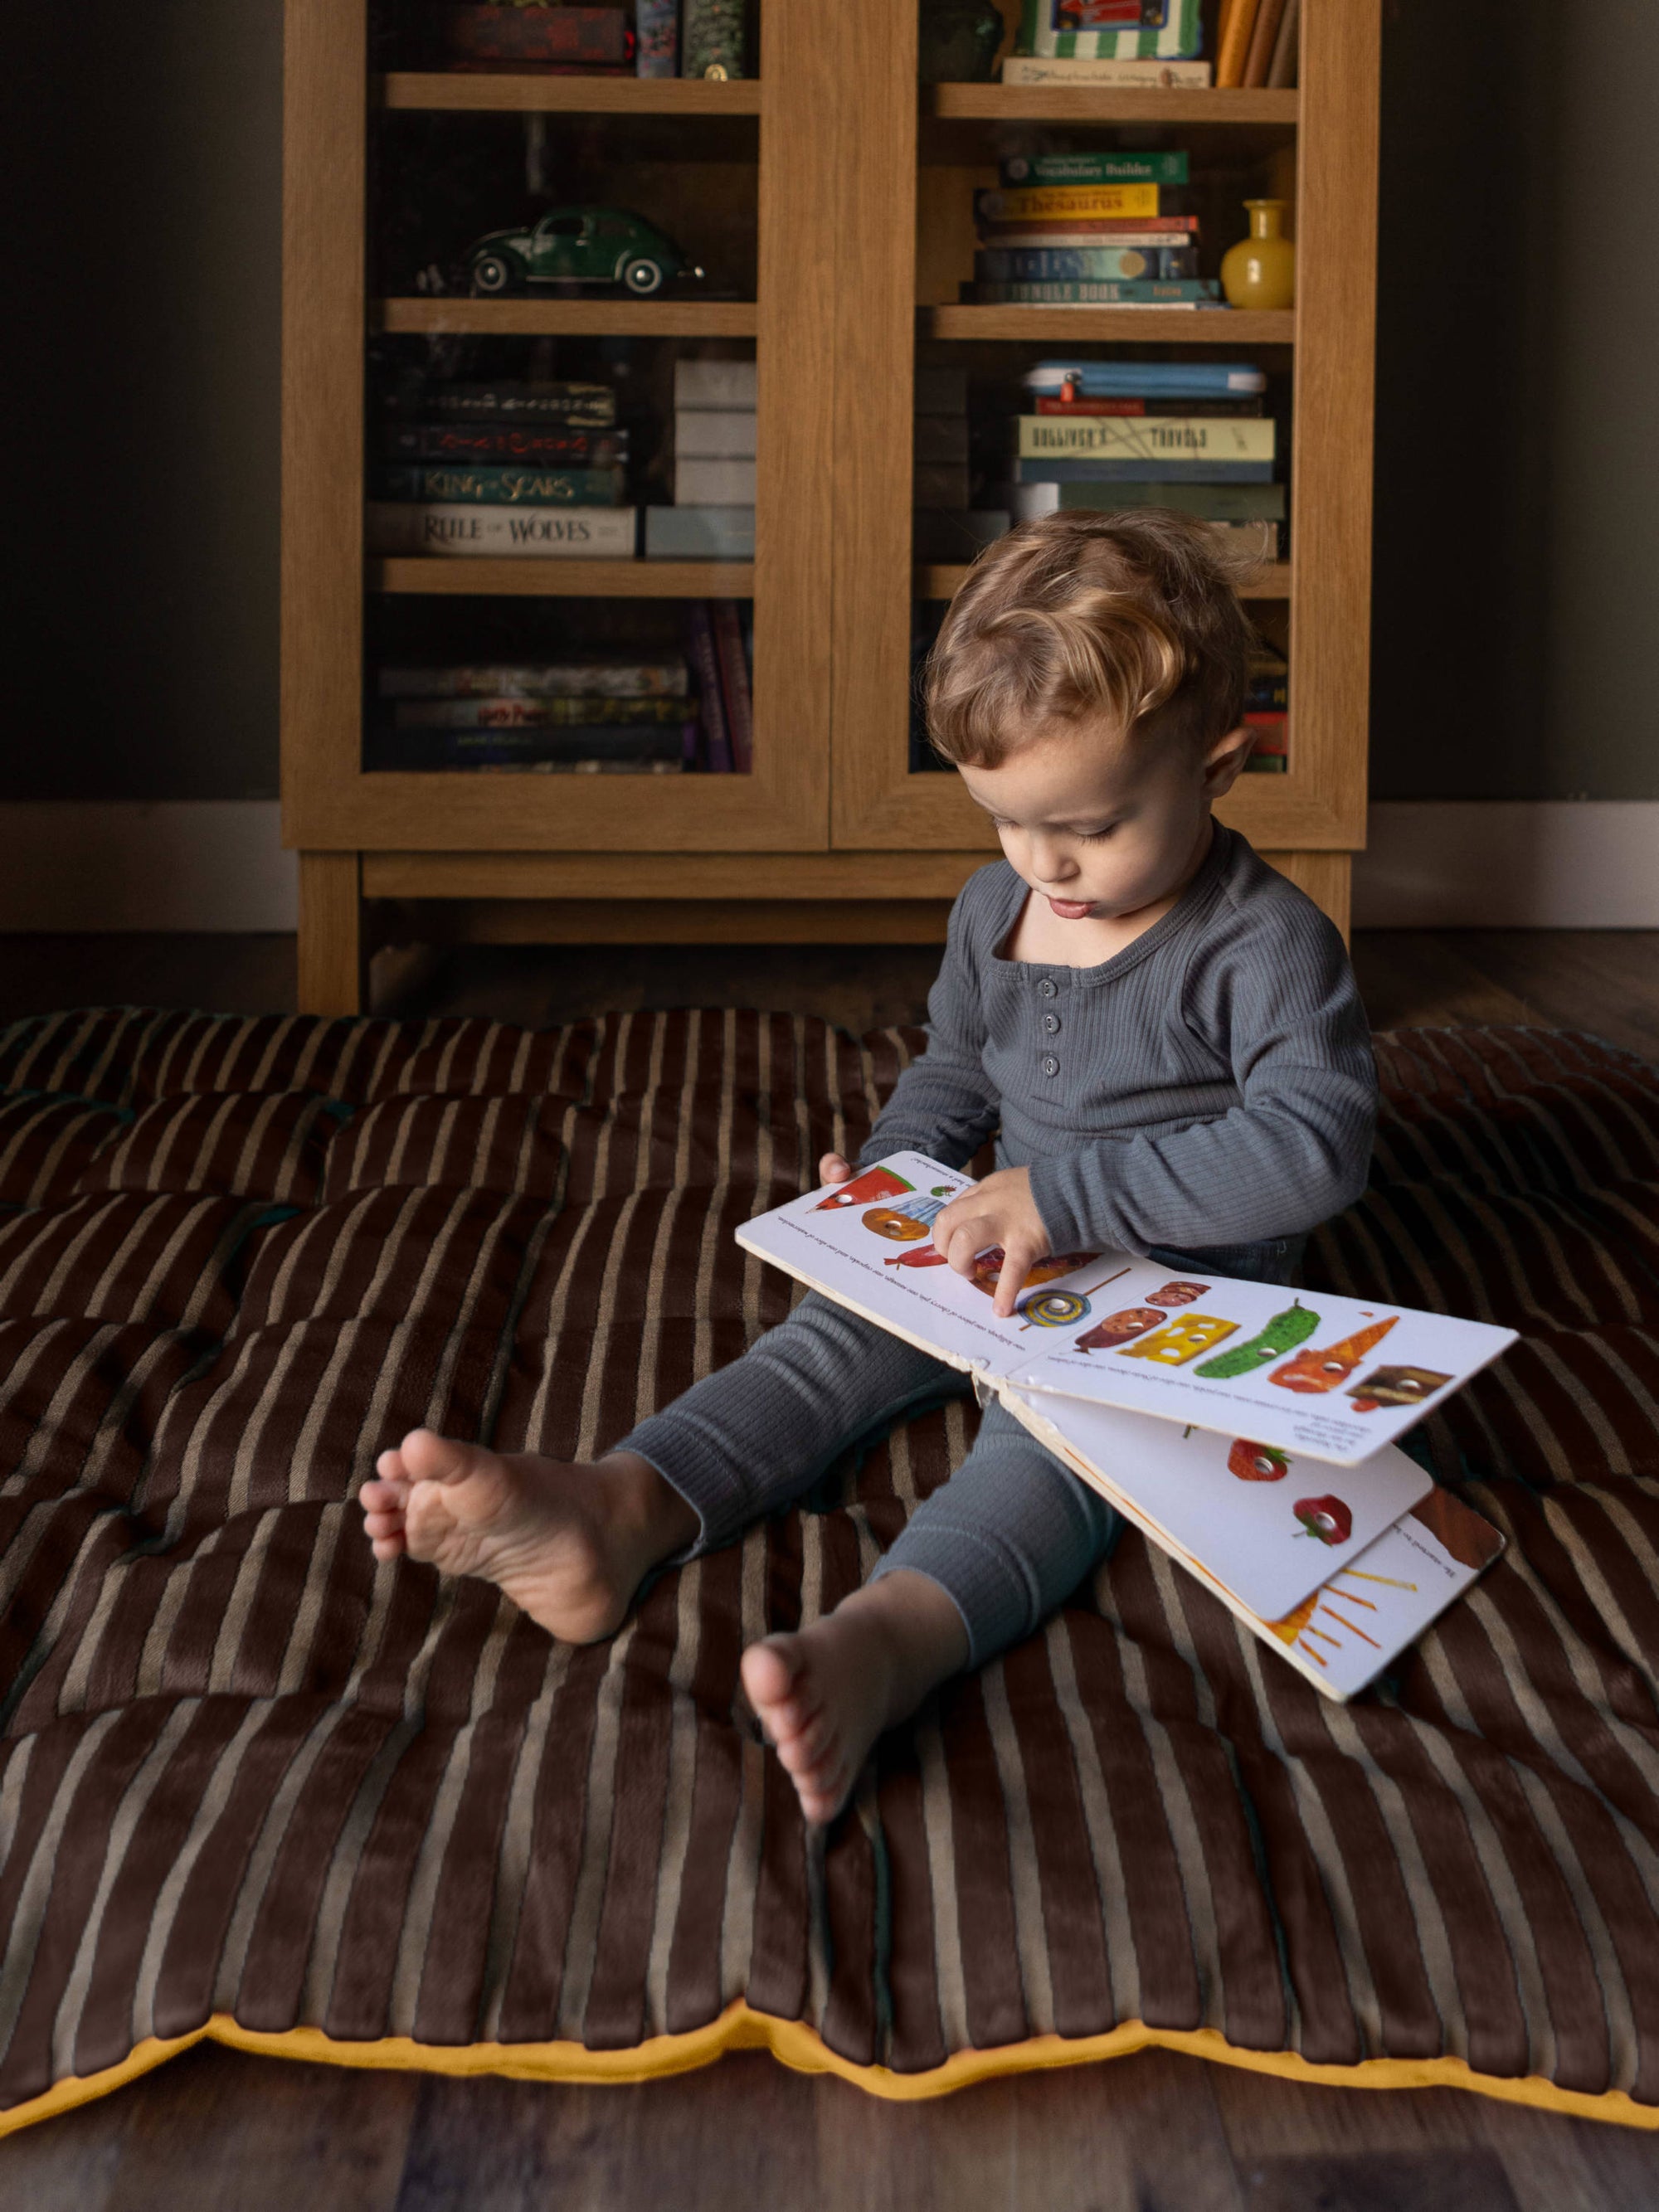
[859,883,1000,1173]
[1029,894,1376,1257]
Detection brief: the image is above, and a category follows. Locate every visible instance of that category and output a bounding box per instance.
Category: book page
[735,1152,1516,1469]
[998,1389,1432,1622]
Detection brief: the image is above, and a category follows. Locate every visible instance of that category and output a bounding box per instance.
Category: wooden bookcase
[282,0,1379,1013]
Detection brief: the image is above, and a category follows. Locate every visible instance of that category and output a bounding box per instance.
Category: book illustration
[1348,1364,1452,1412]
[1003,1388,1433,1624]
[1408,1485,1504,1572]
[1075,1305,1166,1351]
[1194,1299,1318,1378]
[815,1164,916,1210]
[1293,1495,1354,1546]
[736,1152,1516,1468]
[1229,1439,1290,1481]
[1013,1264,1133,1330]
[964,1247,1103,1301]
[1117,1313,1238,1365]
[1270,1315,1399,1394]
[862,1193,950,1242]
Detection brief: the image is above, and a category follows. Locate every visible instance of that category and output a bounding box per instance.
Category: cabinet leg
[1261,851,1352,943]
[297,851,363,1014]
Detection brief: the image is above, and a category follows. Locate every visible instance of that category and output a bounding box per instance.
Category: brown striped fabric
[0,1009,1657,2113]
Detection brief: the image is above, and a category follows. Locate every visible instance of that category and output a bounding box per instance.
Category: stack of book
[912,367,1010,565]
[1001,0,1211,87]
[1245,641,1288,772]
[441,4,635,72]
[367,380,637,558]
[368,655,695,774]
[985,359,1285,561]
[684,599,754,771]
[968,153,1222,310]
[1214,0,1300,89]
[645,357,756,560]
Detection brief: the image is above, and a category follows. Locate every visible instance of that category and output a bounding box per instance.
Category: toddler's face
[956,717,1248,924]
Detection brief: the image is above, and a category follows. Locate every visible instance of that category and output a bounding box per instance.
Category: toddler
[360,511,1377,1823]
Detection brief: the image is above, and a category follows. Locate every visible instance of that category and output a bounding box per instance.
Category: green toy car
[465,206,703,298]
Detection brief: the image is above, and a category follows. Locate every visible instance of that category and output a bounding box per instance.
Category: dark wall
[4,0,1656,802]
[2,1,284,800]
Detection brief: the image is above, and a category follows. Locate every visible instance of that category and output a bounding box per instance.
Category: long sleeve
[860,877,1003,1171]
[1025,891,1376,1254]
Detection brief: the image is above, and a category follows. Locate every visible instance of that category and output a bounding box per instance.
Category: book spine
[381,728,690,767]
[1011,458,1273,484]
[1034,395,1264,417]
[1015,416,1275,460]
[978,216,1198,239]
[711,600,753,774]
[1267,0,1300,86]
[380,424,627,467]
[1215,0,1259,85]
[366,504,639,557]
[673,457,758,504]
[392,696,693,731]
[998,481,1286,520]
[681,0,743,77]
[971,279,1219,304]
[378,661,688,700]
[998,56,1212,85]
[373,465,626,507]
[1243,0,1288,87]
[674,359,758,409]
[1028,362,1266,396]
[685,604,732,771]
[416,387,617,426]
[977,246,1197,282]
[975,182,1160,222]
[442,4,633,64]
[999,150,1190,187]
[635,0,678,77]
[673,408,757,459]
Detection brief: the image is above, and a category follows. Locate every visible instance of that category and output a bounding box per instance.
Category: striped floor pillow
[0,1010,1655,2132]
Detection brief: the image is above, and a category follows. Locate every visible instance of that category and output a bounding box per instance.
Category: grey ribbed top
[860,824,1376,1254]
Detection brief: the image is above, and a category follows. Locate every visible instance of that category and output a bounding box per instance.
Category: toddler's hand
[819,1152,854,1184]
[933,1167,1050,1319]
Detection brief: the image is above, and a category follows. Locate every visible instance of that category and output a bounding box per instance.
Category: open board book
[737,1152,1514,1701]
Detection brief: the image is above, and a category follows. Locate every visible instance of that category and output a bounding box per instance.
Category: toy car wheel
[470,253,518,297]
[620,257,664,296]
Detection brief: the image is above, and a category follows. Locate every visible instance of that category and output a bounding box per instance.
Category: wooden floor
[2,926,1658,2210]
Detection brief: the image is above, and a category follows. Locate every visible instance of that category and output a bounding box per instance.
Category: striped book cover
[1018,0,1204,59]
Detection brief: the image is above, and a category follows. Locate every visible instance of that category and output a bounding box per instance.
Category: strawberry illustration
[1228,1439,1290,1483]
[1293,1495,1353,1545]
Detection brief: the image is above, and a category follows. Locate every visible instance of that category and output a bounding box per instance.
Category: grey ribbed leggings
[618,1236,1302,1669]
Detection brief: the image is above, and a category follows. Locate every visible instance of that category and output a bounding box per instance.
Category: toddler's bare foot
[739,1572,969,1825]
[359,1431,698,1644]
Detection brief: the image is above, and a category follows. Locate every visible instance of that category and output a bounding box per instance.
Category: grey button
[1038,978,1058,999]
[1042,1012,1059,1034]
[1042,1055,1060,1077]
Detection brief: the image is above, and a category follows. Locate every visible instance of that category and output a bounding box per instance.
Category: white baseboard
[0,804,297,931]
[1354,802,1659,928]
[0,799,1654,933]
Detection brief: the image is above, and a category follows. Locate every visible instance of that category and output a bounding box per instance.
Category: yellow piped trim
[4,2002,1657,2137]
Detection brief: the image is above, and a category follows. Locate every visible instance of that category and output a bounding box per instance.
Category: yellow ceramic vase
[1220,198,1296,311]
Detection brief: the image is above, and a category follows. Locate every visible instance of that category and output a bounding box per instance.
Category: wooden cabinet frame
[283,0,1379,1011]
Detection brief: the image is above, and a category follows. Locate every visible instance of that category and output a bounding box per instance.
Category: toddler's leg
[742,1399,1119,1823]
[360,1293,961,1645]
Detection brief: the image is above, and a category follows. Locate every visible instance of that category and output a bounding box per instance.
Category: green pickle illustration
[1194,1299,1318,1379]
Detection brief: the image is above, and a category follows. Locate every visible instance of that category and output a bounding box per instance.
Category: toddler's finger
[820,1153,853,1183]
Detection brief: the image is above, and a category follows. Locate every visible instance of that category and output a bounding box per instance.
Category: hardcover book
[1000,150,1190,187]
[1014,416,1275,461]
[380,424,628,468]
[373,464,626,508]
[390,382,616,427]
[1000,56,1213,85]
[736,1153,1513,1699]
[378,659,687,700]
[366,503,637,557]
[976,183,1161,224]
[995,479,1285,520]
[1024,359,1267,396]
[976,246,1199,282]
[1016,0,1204,61]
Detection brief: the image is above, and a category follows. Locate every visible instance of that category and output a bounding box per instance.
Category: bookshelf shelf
[378,71,765,114]
[377,298,760,338]
[922,304,1296,344]
[915,562,1291,602]
[369,558,757,599]
[925,85,1298,124]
